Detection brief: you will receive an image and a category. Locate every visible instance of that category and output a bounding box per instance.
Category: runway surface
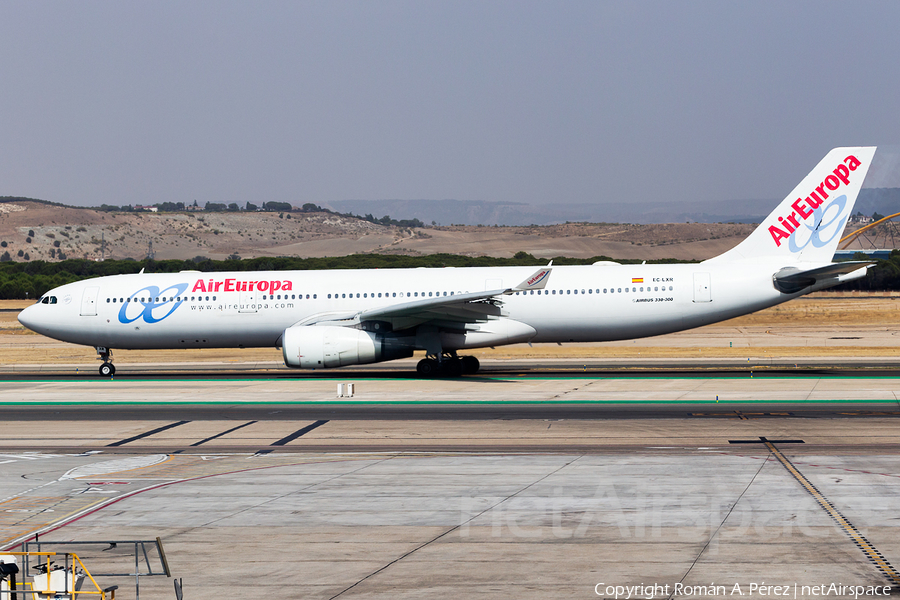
[2,365,900,598]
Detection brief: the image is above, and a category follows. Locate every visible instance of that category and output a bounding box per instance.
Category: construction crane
[839,212,900,250]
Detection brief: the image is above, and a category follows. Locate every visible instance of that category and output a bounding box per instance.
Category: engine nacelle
[282,325,412,369]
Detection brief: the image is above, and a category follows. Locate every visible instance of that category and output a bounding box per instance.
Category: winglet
[513,263,552,291]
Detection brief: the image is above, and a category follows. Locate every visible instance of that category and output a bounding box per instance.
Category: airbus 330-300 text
[18,147,877,377]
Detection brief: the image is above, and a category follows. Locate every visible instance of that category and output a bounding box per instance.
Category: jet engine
[282,325,412,369]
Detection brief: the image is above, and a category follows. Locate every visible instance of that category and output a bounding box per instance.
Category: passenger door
[80,286,99,316]
[692,273,712,303]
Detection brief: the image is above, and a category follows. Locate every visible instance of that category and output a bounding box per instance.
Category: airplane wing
[294,264,553,330]
[773,261,872,293]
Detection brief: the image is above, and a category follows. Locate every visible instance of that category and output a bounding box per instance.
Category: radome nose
[17,304,39,332]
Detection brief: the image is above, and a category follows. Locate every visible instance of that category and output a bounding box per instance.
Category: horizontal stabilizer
[773,261,872,294]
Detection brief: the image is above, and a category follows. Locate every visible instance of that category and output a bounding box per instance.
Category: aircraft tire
[99,363,115,377]
[444,359,463,378]
[461,356,480,374]
[416,358,438,377]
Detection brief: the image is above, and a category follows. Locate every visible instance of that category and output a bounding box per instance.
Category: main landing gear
[416,354,479,378]
[96,347,116,377]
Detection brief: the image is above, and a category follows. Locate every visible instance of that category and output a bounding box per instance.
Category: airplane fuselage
[19,261,803,351]
[16,146,878,375]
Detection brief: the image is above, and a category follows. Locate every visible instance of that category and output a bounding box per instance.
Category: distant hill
[329,198,774,226]
[330,189,900,226]
[854,188,900,217]
[0,189,895,265]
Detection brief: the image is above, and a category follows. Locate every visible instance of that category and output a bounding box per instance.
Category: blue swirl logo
[118,283,189,324]
[788,194,848,253]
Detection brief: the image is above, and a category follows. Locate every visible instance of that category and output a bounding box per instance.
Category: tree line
[0,252,682,299]
[2,250,898,300]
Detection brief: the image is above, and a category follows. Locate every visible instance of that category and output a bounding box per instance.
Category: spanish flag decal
[632,277,643,284]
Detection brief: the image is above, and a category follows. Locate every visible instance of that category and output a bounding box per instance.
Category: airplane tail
[707,147,876,264]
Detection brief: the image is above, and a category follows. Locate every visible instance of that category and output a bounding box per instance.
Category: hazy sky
[2,1,900,210]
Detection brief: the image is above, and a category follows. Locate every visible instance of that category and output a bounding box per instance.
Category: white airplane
[19,147,876,377]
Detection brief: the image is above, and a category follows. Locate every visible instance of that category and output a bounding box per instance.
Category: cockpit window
[41,297,49,304]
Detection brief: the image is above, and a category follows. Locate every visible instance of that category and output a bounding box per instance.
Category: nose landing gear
[96,347,116,377]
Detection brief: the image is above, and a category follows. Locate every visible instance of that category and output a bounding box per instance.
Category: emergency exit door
[239,290,258,313]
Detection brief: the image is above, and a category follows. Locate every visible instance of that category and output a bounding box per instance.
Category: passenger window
[573,290,577,295]
[640,287,643,292]
[588,289,592,294]
[617,288,621,293]
[632,287,636,292]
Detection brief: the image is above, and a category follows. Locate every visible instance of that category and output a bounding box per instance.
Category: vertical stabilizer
[707,147,876,264]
